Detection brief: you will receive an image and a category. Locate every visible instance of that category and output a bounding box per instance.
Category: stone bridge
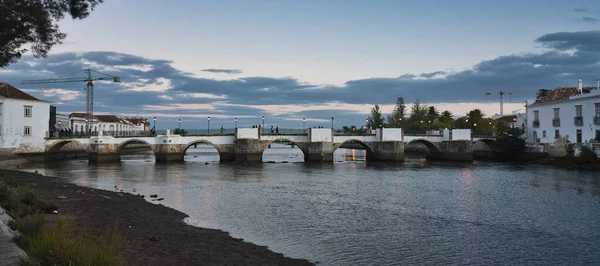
[41,128,482,163]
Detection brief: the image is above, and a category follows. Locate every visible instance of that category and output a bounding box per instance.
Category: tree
[367,104,385,128]
[438,110,453,123]
[536,88,552,101]
[0,0,104,67]
[386,97,406,127]
[426,106,439,125]
[466,109,485,126]
[173,128,188,135]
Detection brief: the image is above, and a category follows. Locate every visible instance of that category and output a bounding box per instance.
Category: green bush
[576,146,599,164]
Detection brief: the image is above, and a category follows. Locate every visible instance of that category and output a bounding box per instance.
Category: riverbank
[0,169,313,265]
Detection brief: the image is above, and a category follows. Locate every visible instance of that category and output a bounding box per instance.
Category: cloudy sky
[2,0,600,129]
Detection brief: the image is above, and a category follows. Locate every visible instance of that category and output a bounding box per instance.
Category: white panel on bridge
[381,128,402,141]
[451,129,472,140]
[236,128,259,139]
[404,135,445,143]
[443,129,450,141]
[309,128,332,142]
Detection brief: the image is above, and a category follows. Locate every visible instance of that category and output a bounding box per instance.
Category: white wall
[236,128,259,139]
[0,97,50,149]
[451,129,472,140]
[381,128,402,141]
[527,92,600,143]
[309,128,332,142]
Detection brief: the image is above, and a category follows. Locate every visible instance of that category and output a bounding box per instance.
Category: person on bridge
[221,126,225,134]
[276,126,279,134]
[270,126,274,134]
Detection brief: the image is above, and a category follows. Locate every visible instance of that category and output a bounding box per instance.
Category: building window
[534,110,539,120]
[542,130,546,138]
[553,108,559,119]
[24,106,32,117]
[24,126,31,136]
[555,129,560,139]
[595,103,600,116]
[575,105,582,117]
[0,102,3,115]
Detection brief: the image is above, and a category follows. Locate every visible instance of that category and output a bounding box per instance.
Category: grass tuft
[0,173,123,265]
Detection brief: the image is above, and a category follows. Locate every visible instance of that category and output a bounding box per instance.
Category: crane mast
[22,69,120,131]
[485,91,535,115]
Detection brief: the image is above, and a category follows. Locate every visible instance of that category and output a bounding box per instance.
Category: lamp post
[120,120,123,136]
[303,118,305,130]
[153,117,156,135]
[262,116,265,133]
[596,79,599,90]
[178,119,181,131]
[207,116,211,134]
[85,119,88,135]
[235,117,238,128]
[365,118,369,131]
[331,117,334,129]
[58,121,61,137]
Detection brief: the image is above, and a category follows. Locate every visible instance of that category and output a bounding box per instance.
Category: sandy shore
[0,169,313,266]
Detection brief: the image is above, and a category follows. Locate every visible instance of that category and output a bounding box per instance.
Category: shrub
[576,146,599,164]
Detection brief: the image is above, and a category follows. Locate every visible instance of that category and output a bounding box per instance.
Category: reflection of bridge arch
[261,138,307,157]
[406,139,440,154]
[333,139,376,159]
[47,139,87,153]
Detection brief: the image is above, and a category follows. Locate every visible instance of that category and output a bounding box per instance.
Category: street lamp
[85,119,88,135]
[262,116,265,132]
[303,118,306,130]
[178,119,181,131]
[331,117,334,129]
[120,120,123,136]
[153,117,156,134]
[207,116,211,134]
[596,79,599,90]
[235,117,238,128]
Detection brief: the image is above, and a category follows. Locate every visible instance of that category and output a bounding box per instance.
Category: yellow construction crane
[21,69,120,129]
[485,91,535,115]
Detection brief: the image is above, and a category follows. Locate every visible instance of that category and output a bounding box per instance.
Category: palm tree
[536,89,552,101]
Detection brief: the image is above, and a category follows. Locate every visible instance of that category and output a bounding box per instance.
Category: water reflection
[20,148,600,265]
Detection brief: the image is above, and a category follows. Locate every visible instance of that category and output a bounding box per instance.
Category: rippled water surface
[24,145,600,265]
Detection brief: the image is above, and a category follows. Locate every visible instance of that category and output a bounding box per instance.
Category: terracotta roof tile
[0,83,46,102]
[535,86,596,104]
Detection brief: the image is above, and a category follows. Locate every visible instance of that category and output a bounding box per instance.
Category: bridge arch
[116,139,155,154]
[183,140,223,161]
[261,138,308,159]
[333,139,376,160]
[406,139,441,154]
[46,139,87,153]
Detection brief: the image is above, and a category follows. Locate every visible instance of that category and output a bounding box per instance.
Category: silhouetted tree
[367,104,385,128]
[0,0,104,67]
[536,88,552,101]
[386,96,406,127]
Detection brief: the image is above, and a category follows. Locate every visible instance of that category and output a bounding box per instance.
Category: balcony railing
[594,116,600,125]
[552,118,560,127]
[533,120,540,128]
[574,116,583,126]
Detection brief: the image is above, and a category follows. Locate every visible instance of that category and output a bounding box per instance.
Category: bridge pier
[371,141,405,161]
[427,140,473,161]
[306,142,334,162]
[88,142,121,163]
[235,139,262,162]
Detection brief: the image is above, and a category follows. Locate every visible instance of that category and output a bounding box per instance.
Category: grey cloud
[536,30,600,52]
[201,68,243,74]
[2,29,600,127]
[582,17,598,24]
[574,8,588,12]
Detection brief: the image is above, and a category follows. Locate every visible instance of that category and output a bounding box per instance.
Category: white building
[68,113,148,136]
[526,80,600,144]
[0,83,51,149]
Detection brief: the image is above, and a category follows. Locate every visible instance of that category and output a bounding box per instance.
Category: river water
[23,145,600,265]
